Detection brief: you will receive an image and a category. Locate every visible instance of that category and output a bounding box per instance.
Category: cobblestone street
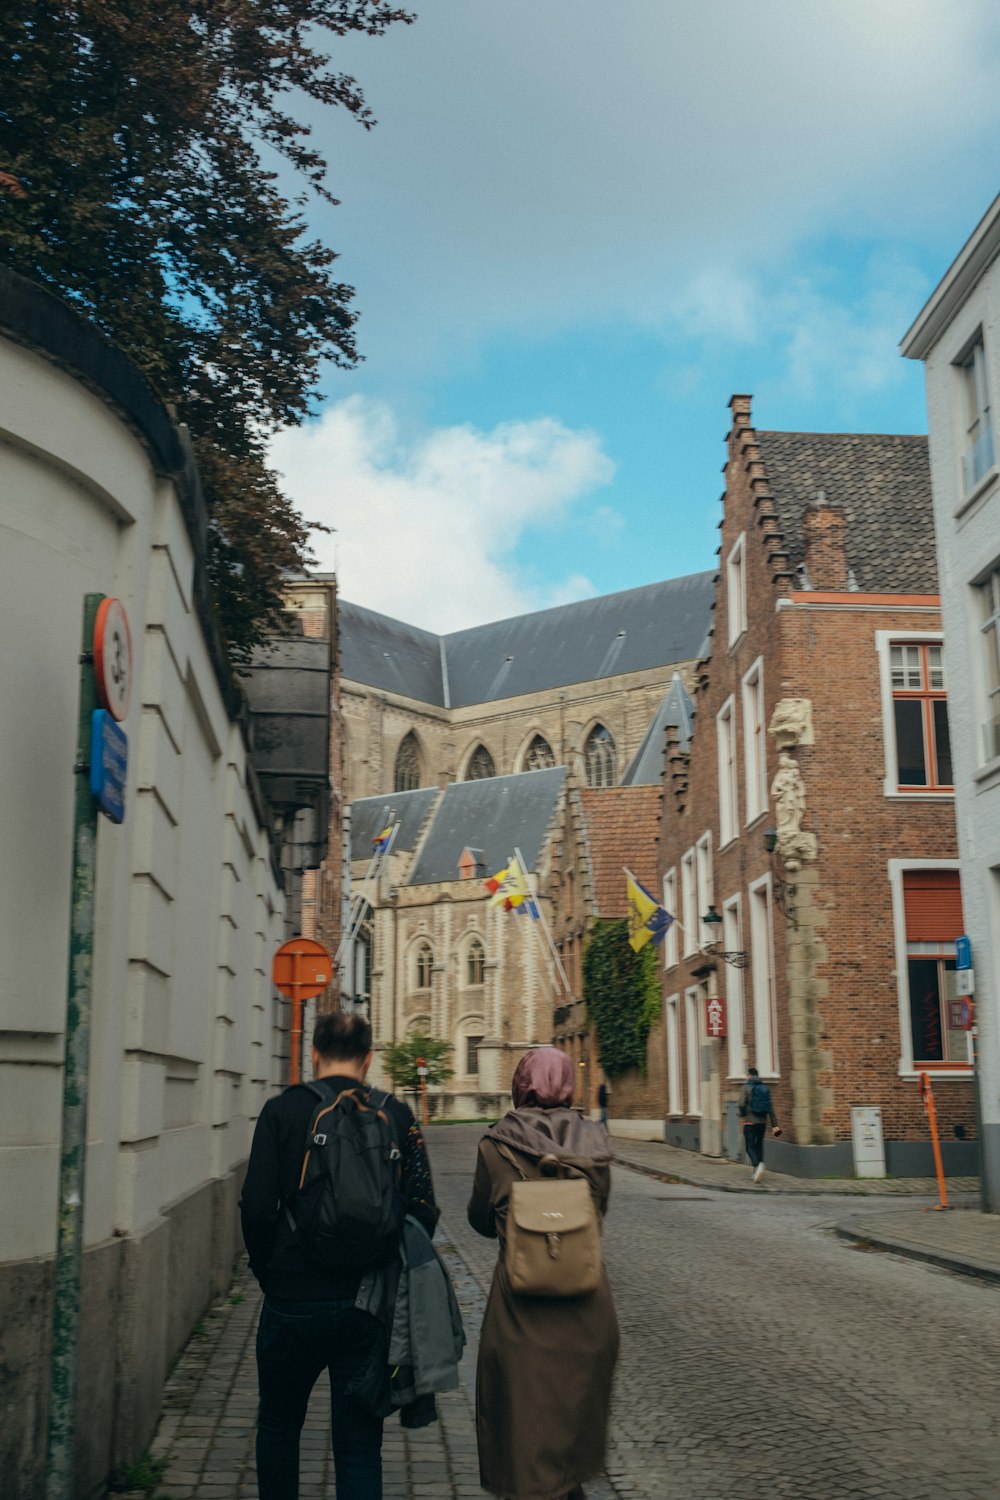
[147,1125,1000,1500]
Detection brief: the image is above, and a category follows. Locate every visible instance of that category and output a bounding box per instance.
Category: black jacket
[240,1076,439,1300]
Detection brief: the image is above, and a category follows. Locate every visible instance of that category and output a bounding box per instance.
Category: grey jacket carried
[351,1215,465,1423]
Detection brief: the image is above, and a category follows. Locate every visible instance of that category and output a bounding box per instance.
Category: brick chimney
[801,490,849,591]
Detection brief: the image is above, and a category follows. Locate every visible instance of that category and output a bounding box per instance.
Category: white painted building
[0,270,289,1497]
[902,196,1000,1211]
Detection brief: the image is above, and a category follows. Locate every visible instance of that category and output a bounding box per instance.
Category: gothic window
[524,733,555,772]
[415,941,433,989]
[466,938,485,986]
[394,732,421,792]
[584,724,617,787]
[465,744,496,781]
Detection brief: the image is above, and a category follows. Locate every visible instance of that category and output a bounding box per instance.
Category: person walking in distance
[240,1011,438,1500]
[739,1066,781,1182]
[468,1046,619,1500]
[597,1078,609,1126]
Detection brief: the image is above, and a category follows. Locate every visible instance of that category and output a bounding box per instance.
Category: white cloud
[311,0,1000,374]
[270,399,614,630]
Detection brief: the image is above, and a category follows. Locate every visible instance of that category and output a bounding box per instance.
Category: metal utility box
[851,1106,886,1178]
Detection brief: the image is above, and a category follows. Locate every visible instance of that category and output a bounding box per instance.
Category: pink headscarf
[511,1046,575,1110]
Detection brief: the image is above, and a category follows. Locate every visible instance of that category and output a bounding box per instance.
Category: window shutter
[903,871,963,941]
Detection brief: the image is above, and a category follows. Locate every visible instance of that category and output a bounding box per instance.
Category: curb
[832,1219,1000,1285]
[612,1153,890,1196]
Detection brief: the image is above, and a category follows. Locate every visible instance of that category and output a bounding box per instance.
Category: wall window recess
[723,895,745,1079]
[717,696,739,845]
[695,832,713,948]
[394,731,421,792]
[727,533,748,647]
[684,987,702,1116]
[977,566,1000,761]
[742,658,767,822]
[466,1034,484,1075]
[666,995,682,1114]
[415,941,433,990]
[663,868,678,969]
[748,876,778,1076]
[584,724,617,787]
[959,334,995,494]
[466,938,485,986]
[465,744,496,781]
[681,849,696,957]
[523,733,555,771]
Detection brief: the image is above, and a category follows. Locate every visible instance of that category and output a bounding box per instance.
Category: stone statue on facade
[770,752,817,868]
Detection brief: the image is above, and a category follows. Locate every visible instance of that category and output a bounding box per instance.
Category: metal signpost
[416,1059,430,1127]
[272,937,334,1084]
[47,594,131,1500]
[955,933,987,1211]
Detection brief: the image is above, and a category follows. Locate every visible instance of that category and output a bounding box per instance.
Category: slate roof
[407,767,566,886]
[577,787,662,919]
[755,432,937,593]
[349,786,440,860]
[339,572,714,708]
[620,672,694,786]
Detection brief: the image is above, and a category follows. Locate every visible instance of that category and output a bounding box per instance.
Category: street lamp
[697,904,749,970]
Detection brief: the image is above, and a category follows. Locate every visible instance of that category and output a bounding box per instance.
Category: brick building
[613,396,976,1177]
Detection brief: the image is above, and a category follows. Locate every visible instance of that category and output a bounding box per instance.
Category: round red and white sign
[93,597,133,722]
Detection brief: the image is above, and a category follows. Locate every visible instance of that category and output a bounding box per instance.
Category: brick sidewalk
[137,1233,618,1500]
[610,1134,980,1196]
[145,1255,483,1500]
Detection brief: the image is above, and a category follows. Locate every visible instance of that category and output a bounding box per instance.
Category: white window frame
[875,631,953,799]
[727,533,748,647]
[974,564,1000,769]
[666,994,682,1115]
[957,332,995,497]
[663,867,678,969]
[748,874,778,1077]
[741,656,768,825]
[681,848,696,957]
[716,695,739,846]
[723,894,746,1080]
[685,986,702,1116]
[695,831,714,947]
[888,858,969,1079]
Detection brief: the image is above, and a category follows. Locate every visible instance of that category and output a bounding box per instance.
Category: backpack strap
[495,1141,531,1180]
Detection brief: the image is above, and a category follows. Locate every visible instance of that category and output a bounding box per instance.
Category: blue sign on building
[956,934,972,971]
[90,709,128,824]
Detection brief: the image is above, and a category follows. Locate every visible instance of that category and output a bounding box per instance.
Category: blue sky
[270,1,1000,630]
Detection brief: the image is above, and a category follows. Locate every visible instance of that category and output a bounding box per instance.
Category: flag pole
[515,847,572,996]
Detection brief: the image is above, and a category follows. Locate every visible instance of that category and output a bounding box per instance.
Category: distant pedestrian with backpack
[468,1046,619,1500]
[240,1011,438,1500]
[738,1066,781,1183]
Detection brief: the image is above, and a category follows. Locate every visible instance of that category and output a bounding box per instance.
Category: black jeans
[255,1296,384,1500]
[743,1123,766,1169]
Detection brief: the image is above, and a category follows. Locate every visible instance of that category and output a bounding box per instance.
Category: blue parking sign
[90,709,128,823]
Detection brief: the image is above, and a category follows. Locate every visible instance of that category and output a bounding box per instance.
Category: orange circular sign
[93,597,133,722]
[272,937,333,1000]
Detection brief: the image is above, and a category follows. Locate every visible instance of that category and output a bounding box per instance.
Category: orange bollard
[919,1071,950,1211]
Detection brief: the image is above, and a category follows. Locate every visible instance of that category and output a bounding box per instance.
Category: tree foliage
[582,919,661,1079]
[381,1032,454,1095]
[0,0,412,657]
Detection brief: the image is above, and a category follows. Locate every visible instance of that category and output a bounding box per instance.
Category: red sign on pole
[706,994,727,1039]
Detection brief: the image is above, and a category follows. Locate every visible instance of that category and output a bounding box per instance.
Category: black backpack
[286,1083,404,1272]
[749,1080,773,1117]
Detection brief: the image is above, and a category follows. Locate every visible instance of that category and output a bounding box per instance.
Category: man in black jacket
[240,1011,438,1500]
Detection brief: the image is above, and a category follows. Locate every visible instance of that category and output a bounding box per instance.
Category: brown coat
[467,1109,620,1500]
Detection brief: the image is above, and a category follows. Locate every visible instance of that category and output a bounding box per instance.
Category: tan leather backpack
[496,1144,602,1298]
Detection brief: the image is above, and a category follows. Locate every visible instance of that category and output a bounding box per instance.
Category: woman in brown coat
[468,1047,619,1500]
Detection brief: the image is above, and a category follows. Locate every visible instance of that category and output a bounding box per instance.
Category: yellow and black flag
[624,868,673,953]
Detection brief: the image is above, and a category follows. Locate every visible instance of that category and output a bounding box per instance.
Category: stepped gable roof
[408,767,566,886]
[338,601,444,704]
[620,672,694,786]
[349,786,440,859]
[578,786,661,919]
[338,571,715,708]
[755,431,937,593]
